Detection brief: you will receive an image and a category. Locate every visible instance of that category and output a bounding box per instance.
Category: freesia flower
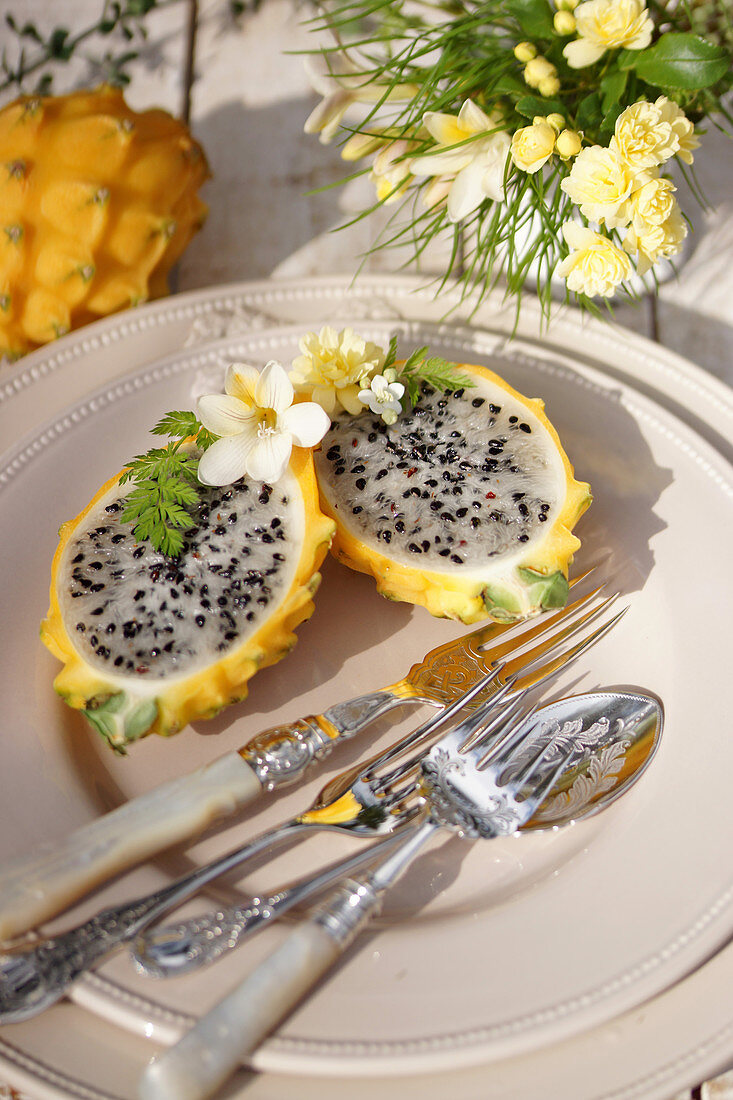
[556,221,633,296]
[560,144,635,227]
[563,0,653,68]
[410,100,510,222]
[510,120,557,174]
[358,368,405,425]
[197,361,330,486]
[303,54,418,144]
[290,326,386,416]
[623,208,687,275]
[370,140,415,204]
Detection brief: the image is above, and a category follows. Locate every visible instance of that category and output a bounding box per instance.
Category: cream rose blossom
[629,177,677,233]
[290,326,386,416]
[564,0,653,68]
[556,221,633,296]
[611,99,678,171]
[510,120,557,174]
[560,144,634,227]
[655,97,700,165]
[623,208,687,275]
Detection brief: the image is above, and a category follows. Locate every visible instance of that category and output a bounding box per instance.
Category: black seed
[214,525,226,536]
[106,623,116,634]
[228,513,237,524]
[438,548,451,557]
[472,398,485,408]
[195,615,205,627]
[471,517,481,528]
[422,540,430,551]
[395,520,405,533]
[355,478,366,491]
[376,468,388,480]
[352,464,366,474]
[456,507,468,518]
[97,646,110,659]
[539,514,548,522]
[91,608,105,617]
[217,596,228,607]
[489,404,501,413]
[271,517,281,528]
[520,423,531,433]
[518,534,530,542]
[76,622,86,633]
[134,590,145,600]
[450,554,463,564]
[90,583,104,592]
[72,552,84,564]
[114,656,124,667]
[133,546,145,559]
[352,505,363,514]
[259,487,271,504]
[408,542,422,553]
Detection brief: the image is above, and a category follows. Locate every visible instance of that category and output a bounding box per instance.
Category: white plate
[1,312,733,1079]
[0,272,726,1100]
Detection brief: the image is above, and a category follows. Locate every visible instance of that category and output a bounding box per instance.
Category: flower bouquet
[303,0,732,312]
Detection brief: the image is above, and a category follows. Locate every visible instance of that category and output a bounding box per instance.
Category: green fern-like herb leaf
[119,413,217,557]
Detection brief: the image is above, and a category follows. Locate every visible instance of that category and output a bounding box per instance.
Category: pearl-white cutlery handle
[0,752,260,941]
[139,822,434,1100]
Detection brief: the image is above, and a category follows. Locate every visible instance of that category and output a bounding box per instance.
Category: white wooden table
[2,1,732,1097]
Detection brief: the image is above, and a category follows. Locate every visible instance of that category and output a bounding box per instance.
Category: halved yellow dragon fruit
[41,451,334,752]
[0,85,209,358]
[314,363,591,623]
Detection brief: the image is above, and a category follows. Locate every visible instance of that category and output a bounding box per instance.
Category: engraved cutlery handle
[0,686,421,941]
[139,822,435,1100]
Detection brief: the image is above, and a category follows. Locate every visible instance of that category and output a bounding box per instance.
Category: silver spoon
[133,688,662,979]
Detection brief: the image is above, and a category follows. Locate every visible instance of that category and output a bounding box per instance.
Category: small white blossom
[197,360,330,486]
[358,368,405,425]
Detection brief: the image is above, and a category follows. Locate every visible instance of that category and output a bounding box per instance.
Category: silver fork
[0,573,604,942]
[0,594,622,1024]
[139,692,581,1100]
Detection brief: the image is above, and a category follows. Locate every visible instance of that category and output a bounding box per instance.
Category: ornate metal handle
[0,818,302,1024]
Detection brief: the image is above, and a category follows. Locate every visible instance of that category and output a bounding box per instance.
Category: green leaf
[515,94,565,120]
[634,33,729,91]
[600,68,628,114]
[576,91,602,130]
[616,49,639,72]
[505,0,555,40]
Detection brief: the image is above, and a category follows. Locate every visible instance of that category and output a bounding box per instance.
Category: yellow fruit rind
[0,85,210,358]
[319,362,591,624]
[41,449,335,750]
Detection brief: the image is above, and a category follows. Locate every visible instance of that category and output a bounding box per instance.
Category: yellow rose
[556,221,632,297]
[563,0,653,68]
[623,208,687,275]
[555,129,583,159]
[560,144,634,227]
[630,177,677,233]
[510,121,557,173]
[611,99,682,171]
[655,97,700,165]
[524,56,558,89]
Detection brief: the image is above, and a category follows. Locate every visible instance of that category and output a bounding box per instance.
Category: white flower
[410,99,510,222]
[290,326,386,416]
[563,0,653,68]
[303,53,418,144]
[197,360,330,486]
[358,369,405,425]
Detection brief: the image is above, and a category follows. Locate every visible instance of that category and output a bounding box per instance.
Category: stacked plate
[1,274,732,1100]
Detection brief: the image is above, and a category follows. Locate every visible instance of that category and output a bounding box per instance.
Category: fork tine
[505,598,624,692]
[520,743,577,817]
[477,583,606,663]
[459,688,533,754]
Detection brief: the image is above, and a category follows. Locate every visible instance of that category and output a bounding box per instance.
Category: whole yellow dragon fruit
[0,85,209,358]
